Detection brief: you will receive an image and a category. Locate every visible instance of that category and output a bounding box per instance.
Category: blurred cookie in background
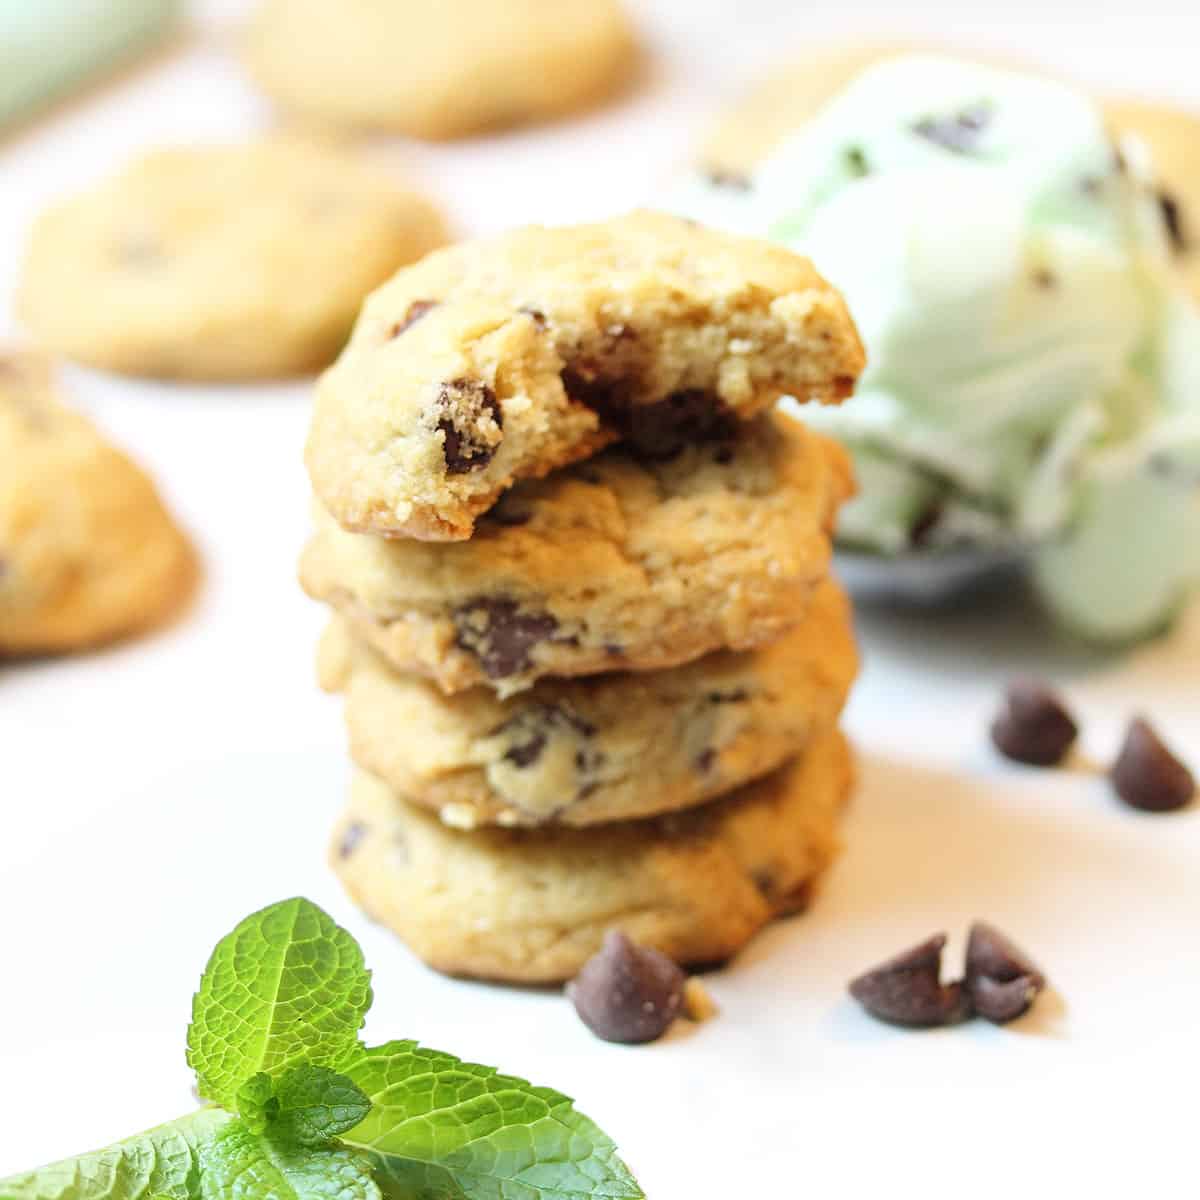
[241,0,637,140]
[0,352,195,656]
[18,139,448,381]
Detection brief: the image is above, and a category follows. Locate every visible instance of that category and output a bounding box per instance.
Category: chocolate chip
[338,822,368,859]
[567,930,686,1044]
[703,167,753,191]
[494,703,595,769]
[706,689,748,704]
[436,379,502,474]
[618,391,738,462]
[909,501,943,548]
[1110,717,1195,813]
[990,679,1078,767]
[603,643,624,657]
[849,934,971,1028]
[964,922,1046,1024]
[912,103,992,154]
[1159,189,1188,254]
[519,306,547,326]
[695,748,717,772]
[390,299,438,337]
[454,599,559,679]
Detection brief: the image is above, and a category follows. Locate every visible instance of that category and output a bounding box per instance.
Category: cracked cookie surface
[319,577,856,827]
[18,140,447,380]
[305,210,863,539]
[331,726,853,983]
[301,411,853,695]
[0,352,195,655]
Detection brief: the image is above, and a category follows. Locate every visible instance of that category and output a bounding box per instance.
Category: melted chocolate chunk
[849,934,972,1028]
[1159,189,1188,254]
[990,679,1078,767]
[390,299,438,337]
[436,379,502,474]
[912,103,992,154]
[964,922,1046,1024]
[618,391,738,462]
[567,930,686,1044]
[1110,717,1195,813]
[454,598,559,679]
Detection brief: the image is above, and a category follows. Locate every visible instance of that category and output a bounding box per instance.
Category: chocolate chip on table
[964,922,1046,1024]
[1110,717,1195,813]
[390,298,438,337]
[567,930,686,1044]
[911,103,992,154]
[990,679,1079,767]
[453,598,559,679]
[1158,190,1188,254]
[436,378,502,474]
[848,934,971,1028]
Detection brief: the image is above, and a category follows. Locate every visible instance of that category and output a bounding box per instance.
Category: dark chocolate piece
[964,922,1046,1024]
[990,679,1078,767]
[1110,717,1195,813]
[849,934,971,1028]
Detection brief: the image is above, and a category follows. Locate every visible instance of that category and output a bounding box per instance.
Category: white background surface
[2,2,1200,1195]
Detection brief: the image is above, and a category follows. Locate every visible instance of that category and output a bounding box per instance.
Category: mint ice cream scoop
[672,56,1200,639]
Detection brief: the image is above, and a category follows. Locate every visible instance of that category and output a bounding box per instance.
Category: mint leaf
[272,1067,372,1147]
[197,1122,379,1200]
[187,899,372,1110]
[0,1109,231,1200]
[341,1042,643,1200]
[236,1075,278,1135]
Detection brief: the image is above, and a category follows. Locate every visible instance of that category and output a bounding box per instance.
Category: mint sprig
[0,1109,231,1200]
[343,1042,643,1200]
[0,899,643,1200]
[188,898,372,1110]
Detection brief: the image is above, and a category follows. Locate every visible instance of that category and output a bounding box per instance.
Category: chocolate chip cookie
[304,211,864,540]
[18,140,447,380]
[301,411,852,695]
[242,0,637,140]
[331,726,852,983]
[0,352,195,655]
[319,576,856,828]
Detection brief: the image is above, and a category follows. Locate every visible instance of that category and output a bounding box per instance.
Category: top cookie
[242,0,636,140]
[0,352,194,655]
[306,211,864,540]
[18,140,448,381]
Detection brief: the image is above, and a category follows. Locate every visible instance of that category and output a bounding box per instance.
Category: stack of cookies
[301,212,866,983]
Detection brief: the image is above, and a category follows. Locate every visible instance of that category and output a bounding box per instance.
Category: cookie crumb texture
[329,727,853,984]
[305,211,864,539]
[242,0,637,140]
[318,577,856,827]
[0,353,194,654]
[18,140,448,380]
[302,412,854,694]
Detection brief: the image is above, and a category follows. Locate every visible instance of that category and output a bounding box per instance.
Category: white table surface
[2,3,1199,1195]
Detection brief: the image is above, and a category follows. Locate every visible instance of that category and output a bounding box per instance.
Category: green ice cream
[673,56,1200,639]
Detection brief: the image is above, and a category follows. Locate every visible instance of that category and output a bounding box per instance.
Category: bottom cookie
[330,726,853,984]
